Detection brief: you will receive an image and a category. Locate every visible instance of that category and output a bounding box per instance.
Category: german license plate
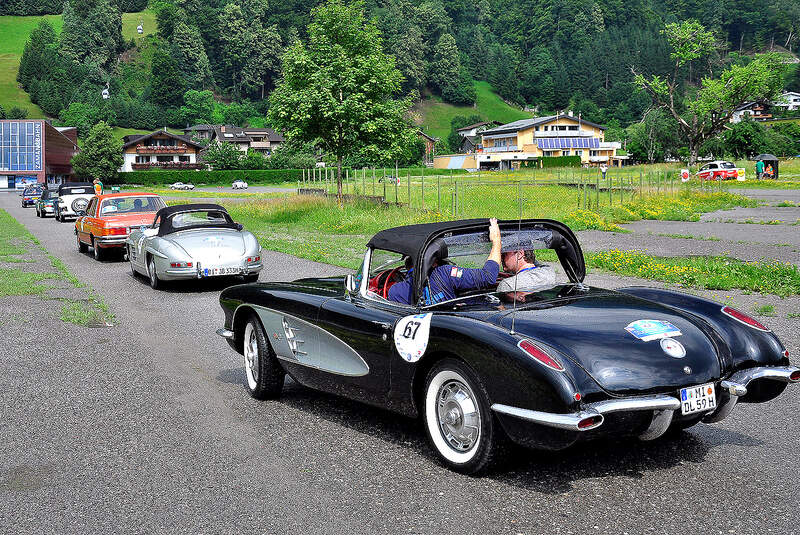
[203,267,240,277]
[680,383,716,415]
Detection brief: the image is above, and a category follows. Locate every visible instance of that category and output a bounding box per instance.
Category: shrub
[112,169,305,186]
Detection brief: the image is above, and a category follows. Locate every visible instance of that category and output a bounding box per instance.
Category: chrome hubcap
[149,260,156,284]
[437,380,480,452]
[244,328,259,382]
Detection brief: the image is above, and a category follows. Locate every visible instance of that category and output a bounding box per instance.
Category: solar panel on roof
[536,138,599,149]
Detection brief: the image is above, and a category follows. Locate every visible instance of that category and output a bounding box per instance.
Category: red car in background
[696,161,740,181]
[75,192,166,260]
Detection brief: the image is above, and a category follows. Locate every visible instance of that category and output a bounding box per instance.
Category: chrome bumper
[705,365,800,424]
[94,236,129,245]
[492,394,681,433]
[216,328,234,339]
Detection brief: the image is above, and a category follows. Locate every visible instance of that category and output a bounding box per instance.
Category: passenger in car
[388,218,502,305]
[498,249,556,299]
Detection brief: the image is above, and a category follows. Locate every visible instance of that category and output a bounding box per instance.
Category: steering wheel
[382,267,401,299]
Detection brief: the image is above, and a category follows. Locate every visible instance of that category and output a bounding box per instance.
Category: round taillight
[577,415,603,430]
[790,370,800,382]
[721,306,770,332]
[784,350,790,359]
[574,392,582,402]
[517,339,564,371]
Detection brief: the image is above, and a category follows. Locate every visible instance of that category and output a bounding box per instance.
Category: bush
[522,156,582,168]
[112,169,305,186]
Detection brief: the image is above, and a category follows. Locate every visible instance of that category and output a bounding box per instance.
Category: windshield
[719,161,735,169]
[99,196,166,215]
[62,187,89,195]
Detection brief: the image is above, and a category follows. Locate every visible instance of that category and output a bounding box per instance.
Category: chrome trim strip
[727,366,800,387]
[587,395,681,414]
[491,404,604,431]
[216,328,234,339]
[720,380,747,396]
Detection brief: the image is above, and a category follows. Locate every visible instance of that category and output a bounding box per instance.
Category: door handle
[372,321,393,331]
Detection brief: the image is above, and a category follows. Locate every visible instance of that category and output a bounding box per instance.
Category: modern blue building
[0,120,79,189]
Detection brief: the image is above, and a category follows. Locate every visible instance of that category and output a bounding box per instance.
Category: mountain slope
[413,81,531,140]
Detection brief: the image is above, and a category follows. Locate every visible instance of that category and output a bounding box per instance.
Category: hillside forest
[7,0,800,164]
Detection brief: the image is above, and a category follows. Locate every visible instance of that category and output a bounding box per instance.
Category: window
[563,150,570,156]
[156,156,174,163]
[85,198,97,217]
[366,249,409,302]
[575,150,583,156]
[178,156,190,162]
[135,155,150,163]
[100,196,166,215]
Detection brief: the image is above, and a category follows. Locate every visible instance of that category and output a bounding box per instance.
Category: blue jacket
[388,260,500,305]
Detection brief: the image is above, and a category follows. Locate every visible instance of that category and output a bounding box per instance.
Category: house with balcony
[120,130,205,172]
[208,125,285,155]
[773,91,800,111]
[434,113,621,170]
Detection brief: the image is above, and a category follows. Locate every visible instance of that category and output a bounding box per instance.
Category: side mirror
[236,223,244,231]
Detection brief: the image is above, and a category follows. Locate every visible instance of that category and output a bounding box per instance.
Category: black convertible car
[216,219,798,474]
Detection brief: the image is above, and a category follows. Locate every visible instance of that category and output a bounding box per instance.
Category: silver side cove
[235,305,370,377]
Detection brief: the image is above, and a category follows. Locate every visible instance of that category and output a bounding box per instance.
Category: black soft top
[58,182,93,194]
[368,219,586,305]
[154,203,236,236]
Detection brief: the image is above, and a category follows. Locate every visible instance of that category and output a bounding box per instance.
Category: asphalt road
[1,191,799,534]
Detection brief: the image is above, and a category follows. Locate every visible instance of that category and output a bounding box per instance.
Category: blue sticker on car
[625,319,682,342]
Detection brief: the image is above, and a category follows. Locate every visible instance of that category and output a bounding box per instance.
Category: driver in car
[498,248,556,299]
[387,218,502,305]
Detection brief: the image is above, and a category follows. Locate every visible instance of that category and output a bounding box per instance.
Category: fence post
[437,175,441,213]
[421,167,425,210]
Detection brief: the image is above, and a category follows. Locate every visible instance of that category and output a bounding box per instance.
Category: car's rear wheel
[92,238,104,261]
[423,358,504,474]
[53,209,59,222]
[242,313,285,399]
[77,235,88,253]
[129,247,137,277]
[242,273,259,283]
[147,256,161,290]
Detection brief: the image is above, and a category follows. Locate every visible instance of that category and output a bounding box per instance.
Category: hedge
[114,167,470,186]
[113,169,305,186]
[521,156,582,168]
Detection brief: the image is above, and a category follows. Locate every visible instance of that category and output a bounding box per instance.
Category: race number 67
[403,321,422,339]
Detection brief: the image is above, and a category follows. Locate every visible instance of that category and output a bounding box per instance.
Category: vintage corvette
[75,192,166,260]
[127,203,262,289]
[215,219,798,474]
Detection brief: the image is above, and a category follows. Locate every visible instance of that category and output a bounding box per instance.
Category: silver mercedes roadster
[127,203,263,289]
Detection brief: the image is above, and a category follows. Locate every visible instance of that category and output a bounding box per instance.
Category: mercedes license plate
[680,383,716,415]
[203,267,240,277]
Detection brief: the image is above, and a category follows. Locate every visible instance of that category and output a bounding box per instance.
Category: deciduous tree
[71,121,123,182]
[268,0,412,200]
[634,20,788,164]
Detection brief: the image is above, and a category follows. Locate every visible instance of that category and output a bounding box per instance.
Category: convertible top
[368,219,586,305]
[58,182,93,194]
[154,203,235,236]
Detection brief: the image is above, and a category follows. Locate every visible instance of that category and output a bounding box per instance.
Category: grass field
[0,11,154,118]
[414,81,531,140]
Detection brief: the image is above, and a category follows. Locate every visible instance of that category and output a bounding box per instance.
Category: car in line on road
[696,161,742,181]
[215,218,798,474]
[232,179,248,189]
[169,182,195,190]
[54,182,94,222]
[75,192,166,261]
[21,184,44,207]
[127,203,262,289]
[35,189,59,217]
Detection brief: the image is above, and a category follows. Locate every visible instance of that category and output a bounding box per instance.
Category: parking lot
[1,190,798,534]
